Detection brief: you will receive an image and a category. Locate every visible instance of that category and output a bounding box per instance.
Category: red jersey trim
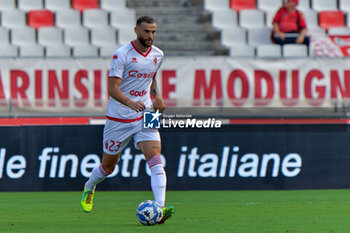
[131,41,152,57]
[106,115,143,123]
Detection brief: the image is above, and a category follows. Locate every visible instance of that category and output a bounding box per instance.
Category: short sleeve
[272,8,283,24]
[109,50,126,79]
[298,11,307,29]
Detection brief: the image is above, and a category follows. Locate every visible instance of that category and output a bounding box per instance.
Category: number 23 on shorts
[105,140,121,153]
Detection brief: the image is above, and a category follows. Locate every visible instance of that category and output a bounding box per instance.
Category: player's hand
[152,96,165,113]
[127,100,146,112]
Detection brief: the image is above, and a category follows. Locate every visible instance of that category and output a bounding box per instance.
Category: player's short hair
[136,16,156,26]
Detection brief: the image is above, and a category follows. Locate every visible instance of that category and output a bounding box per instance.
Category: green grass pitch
[1,189,350,233]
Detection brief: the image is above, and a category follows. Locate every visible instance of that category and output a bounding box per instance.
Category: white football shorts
[103,118,160,155]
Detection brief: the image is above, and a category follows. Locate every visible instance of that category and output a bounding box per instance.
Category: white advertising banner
[0,57,349,114]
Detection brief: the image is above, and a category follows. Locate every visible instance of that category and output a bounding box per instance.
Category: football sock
[85,164,110,191]
[147,155,167,207]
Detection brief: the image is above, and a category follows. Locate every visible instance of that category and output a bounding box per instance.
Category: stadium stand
[0,0,348,58]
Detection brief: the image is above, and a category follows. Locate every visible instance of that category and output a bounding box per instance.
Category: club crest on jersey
[154,57,157,65]
[132,57,137,63]
[113,55,118,59]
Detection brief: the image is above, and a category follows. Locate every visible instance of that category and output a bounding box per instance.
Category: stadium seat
[117,27,135,45]
[221,28,246,47]
[0,0,15,10]
[347,13,350,28]
[328,27,350,35]
[297,0,311,11]
[20,45,44,57]
[283,44,308,57]
[45,0,71,11]
[64,27,90,46]
[312,0,337,11]
[256,44,282,58]
[72,0,99,12]
[0,44,18,57]
[340,0,350,13]
[18,0,43,11]
[72,45,98,57]
[204,0,230,12]
[28,10,54,30]
[1,10,26,28]
[230,0,256,11]
[56,9,81,28]
[211,9,238,30]
[229,44,255,57]
[0,28,10,45]
[319,11,345,31]
[38,27,63,46]
[45,44,71,57]
[247,27,273,46]
[110,9,137,29]
[101,0,127,11]
[257,0,283,13]
[239,10,265,28]
[302,9,319,29]
[82,9,109,29]
[91,27,118,47]
[11,27,36,46]
[99,44,121,57]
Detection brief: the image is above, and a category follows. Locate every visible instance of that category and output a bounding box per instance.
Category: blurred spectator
[271,0,310,46]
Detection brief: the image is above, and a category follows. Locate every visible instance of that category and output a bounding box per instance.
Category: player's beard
[138,36,153,48]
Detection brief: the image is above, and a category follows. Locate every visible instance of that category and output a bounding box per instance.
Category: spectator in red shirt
[271,0,310,47]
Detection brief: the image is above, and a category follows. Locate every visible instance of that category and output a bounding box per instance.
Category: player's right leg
[81,152,120,213]
[81,118,134,213]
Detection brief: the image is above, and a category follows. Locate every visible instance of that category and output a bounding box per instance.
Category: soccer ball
[136,200,163,225]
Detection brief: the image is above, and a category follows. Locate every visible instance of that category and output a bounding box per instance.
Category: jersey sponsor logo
[128,70,155,79]
[129,90,146,97]
[132,57,137,63]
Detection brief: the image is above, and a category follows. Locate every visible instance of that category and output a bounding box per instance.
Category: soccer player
[81,15,174,224]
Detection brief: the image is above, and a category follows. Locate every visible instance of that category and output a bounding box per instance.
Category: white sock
[148,156,167,207]
[85,164,109,191]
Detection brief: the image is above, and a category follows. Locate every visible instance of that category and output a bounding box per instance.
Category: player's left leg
[137,139,175,224]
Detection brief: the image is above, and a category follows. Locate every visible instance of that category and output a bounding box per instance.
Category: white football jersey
[107,40,164,121]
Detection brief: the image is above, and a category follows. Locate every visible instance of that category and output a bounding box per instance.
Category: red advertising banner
[0,57,349,114]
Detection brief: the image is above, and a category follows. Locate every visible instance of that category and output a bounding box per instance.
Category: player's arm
[108,77,145,112]
[150,77,165,113]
